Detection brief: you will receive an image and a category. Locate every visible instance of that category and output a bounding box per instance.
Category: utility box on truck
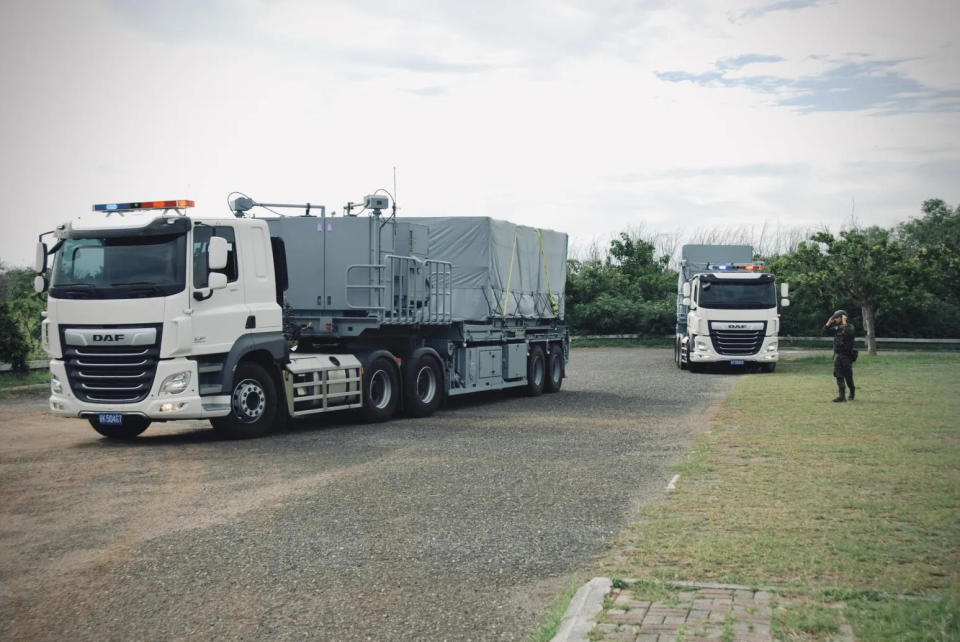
[36,193,569,441]
[674,245,789,372]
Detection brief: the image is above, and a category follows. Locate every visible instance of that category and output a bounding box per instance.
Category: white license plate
[730,360,745,366]
[99,413,123,425]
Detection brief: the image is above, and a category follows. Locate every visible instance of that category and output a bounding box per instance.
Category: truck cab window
[193,226,238,288]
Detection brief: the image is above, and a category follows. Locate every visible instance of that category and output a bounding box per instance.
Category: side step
[284,354,363,417]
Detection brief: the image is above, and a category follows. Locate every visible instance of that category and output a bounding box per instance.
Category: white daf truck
[34,196,569,439]
[674,245,788,372]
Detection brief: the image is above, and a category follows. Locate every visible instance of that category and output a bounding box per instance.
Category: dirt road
[0,348,737,640]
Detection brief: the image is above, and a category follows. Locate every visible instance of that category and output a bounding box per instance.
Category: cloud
[735,0,823,22]
[610,163,811,182]
[656,55,960,114]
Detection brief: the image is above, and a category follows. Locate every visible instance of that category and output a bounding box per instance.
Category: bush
[0,301,30,371]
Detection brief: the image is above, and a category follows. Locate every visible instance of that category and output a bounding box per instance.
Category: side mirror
[33,275,48,294]
[682,282,691,297]
[208,236,229,271]
[35,242,48,273]
[781,298,790,308]
[780,282,789,298]
[208,272,228,290]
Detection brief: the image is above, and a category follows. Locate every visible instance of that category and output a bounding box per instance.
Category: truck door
[191,225,245,354]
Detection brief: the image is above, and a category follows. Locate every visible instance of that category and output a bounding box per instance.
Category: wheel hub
[233,379,266,423]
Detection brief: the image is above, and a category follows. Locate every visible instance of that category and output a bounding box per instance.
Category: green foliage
[566,232,676,336]
[898,199,960,305]
[0,301,29,370]
[763,199,960,340]
[0,265,45,369]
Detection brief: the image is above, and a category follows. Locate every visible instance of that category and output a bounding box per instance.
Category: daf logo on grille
[64,327,156,347]
[729,324,746,329]
[93,334,125,342]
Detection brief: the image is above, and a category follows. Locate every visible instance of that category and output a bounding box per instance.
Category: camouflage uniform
[824,311,856,401]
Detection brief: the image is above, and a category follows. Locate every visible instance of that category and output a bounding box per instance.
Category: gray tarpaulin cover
[406,217,567,322]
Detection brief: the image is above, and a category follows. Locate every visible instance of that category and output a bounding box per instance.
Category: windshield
[699,279,776,309]
[50,234,187,299]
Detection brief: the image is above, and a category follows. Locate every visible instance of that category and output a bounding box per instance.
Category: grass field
[598,352,960,640]
[0,368,49,391]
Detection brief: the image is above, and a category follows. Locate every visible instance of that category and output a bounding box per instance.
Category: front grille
[62,327,161,403]
[710,328,765,356]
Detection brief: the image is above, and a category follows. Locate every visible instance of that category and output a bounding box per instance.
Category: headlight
[50,375,63,394]
[766,343,778,352]
[695,339,709,351]
[160,371,191,395]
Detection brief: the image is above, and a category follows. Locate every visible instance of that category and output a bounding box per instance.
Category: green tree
[565,231,678,336]
[784,227,914,355]
[0,265,45,369]
[897,198,960,305]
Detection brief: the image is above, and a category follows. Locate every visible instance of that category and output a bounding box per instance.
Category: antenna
[393,166,398,216]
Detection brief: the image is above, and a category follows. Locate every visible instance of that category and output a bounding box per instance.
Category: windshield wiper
[55,284,101,298]
[110,282,165,297]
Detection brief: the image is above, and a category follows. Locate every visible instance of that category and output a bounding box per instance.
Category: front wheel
[404,354,442,418]
[359,357,400,422]
[211,362,279,439]
[544,344,564,393]
[88,416,151,440]
[761,362,777,373]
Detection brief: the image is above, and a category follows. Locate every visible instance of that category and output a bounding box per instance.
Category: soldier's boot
[848,385,855,401]
[832,381,846,402]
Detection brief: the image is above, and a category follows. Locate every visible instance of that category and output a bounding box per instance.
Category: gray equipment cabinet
[267,213,569,398]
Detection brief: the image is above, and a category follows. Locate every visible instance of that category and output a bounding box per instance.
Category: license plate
[730,360,745,366]
[99,413,123,425]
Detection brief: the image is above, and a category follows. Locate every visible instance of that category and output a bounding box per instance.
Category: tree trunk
[861,302,878,355]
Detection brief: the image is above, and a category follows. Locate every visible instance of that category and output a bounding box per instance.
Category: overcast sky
[1,0,957,266]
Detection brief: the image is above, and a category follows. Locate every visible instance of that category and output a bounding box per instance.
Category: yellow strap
[537,229,558,315]
[502,232,518,317]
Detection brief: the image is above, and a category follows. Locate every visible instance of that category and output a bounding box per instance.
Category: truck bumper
[689,335,779,364]
[47,359,232,421]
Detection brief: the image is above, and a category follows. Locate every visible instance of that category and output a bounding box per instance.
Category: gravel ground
[0,347,738,641]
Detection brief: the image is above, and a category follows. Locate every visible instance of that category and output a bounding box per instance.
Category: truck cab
[38,200,288,438]
[675,245,788,372]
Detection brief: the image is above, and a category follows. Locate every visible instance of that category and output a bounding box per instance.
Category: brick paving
[592,585,776,641]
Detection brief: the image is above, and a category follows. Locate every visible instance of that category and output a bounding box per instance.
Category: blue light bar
[93,200,194,212]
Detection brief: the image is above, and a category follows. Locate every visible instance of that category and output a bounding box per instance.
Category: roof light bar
[706,262,765,272]
[92,199,195,212]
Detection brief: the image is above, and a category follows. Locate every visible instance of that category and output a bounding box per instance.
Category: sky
[0,0,958,267]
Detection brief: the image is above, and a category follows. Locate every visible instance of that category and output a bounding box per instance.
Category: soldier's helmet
[833,309,848,318]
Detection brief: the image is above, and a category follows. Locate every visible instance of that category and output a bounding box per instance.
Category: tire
[211,362,279,439]
[679,341,689,371]
[359,357,400,422]
[404,353,442,417]
[544,344,564,393]
[526,344,546,396]
[761,363,777,373]
[88,415,150,440]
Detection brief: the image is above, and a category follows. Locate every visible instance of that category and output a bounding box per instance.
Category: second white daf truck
[674,245,789,373]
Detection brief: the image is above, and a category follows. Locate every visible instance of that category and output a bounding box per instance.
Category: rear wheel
[544,344,564,393]
[404,354,442,417]
[526,344,546,396]
[360,357,400,422]
[88,416,151,440]
[212,362,279,439]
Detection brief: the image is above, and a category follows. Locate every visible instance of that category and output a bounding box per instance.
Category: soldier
[824,309,856,402]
